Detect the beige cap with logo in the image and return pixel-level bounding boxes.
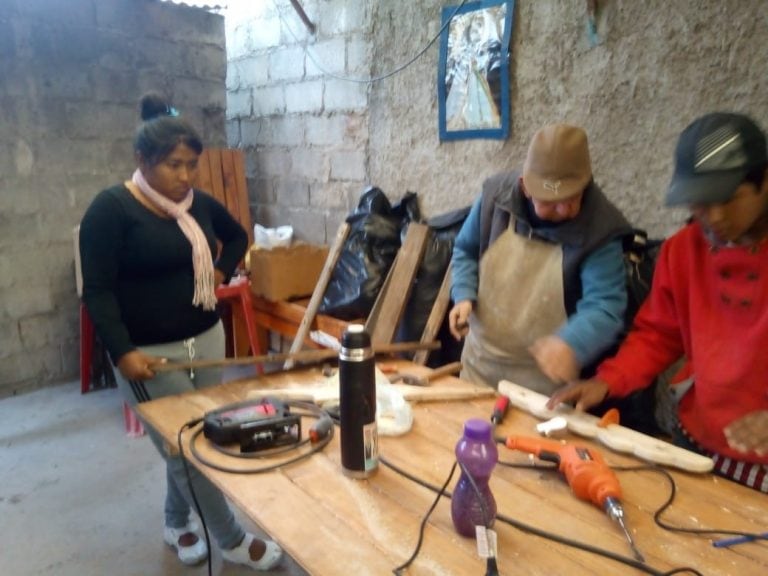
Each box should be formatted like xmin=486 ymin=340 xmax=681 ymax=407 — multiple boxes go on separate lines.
xmin=522 ymin=124 xmax=592 ymax=202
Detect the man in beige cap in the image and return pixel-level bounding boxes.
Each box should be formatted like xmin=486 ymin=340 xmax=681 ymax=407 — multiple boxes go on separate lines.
xmin=449 ymin=123 xmax=633 ymax=395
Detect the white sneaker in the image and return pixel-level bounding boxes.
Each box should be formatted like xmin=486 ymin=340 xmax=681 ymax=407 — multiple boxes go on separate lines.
xmin=163 ymin=521 xmax=208 ymax=565
xmin=222 ymin=532 xmax=283 ymax=571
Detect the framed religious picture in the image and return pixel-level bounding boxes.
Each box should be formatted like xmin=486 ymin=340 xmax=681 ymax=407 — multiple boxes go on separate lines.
xmin=438 ymin=0 xmax=514 ymax=141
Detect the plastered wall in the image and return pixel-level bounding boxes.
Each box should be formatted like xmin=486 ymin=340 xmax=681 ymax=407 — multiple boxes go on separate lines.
xmin=0 ymin=0 xmax=227 ymax=396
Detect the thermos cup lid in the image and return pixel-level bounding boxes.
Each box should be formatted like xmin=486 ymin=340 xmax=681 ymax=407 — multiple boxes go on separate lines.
xmin=341 ymin=323 xmax=371 ymax=349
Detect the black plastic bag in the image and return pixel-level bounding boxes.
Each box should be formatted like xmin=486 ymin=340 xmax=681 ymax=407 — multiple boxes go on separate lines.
xmin=319 ymin=187 xmax=419 ymax=319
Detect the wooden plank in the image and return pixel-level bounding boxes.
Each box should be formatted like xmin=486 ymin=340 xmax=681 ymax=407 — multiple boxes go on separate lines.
xmin=194 ymin=149 xmax=252 ymax=244
xmin=231 ymin=149 xmax=253 ymax=245
xmin=208 ymin=149 xmax=226 ymax=208
xmin=194 ymin=149 xmax=214 ymax=196
xmin=362 ymin=252 xmax=394 ymax=335
xmin=366 ymin=222 xmax=430 ymax=346
xmin=220 ymin=149 xmax=241 ymax=218
xmin=284 ymin=222 xmax=351 ymax=369
xmin=413 ymin=262 xmax=453 ymax=365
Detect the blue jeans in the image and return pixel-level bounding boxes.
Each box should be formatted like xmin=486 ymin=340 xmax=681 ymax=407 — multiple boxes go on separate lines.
xmin=115 ymin=321 xmax=245 ymax=549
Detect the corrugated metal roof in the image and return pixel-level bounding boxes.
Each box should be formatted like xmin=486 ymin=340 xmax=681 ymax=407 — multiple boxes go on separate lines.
xmin=157 ymin=0 xmax=227 ymax=13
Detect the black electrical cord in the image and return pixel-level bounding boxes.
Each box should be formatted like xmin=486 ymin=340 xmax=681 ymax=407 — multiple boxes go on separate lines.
xmin=273 ymin=0 xmax=471 ymax=84
xmin=615 ymin=464 xmax=767 ymax=542
xmin=176 ymin=401 xmax=334 ymax=576
xmin=392 ymin=460 xmax=458 ymax=575
xmin=391 ymin=459 xmax=499 ymax=576
xmin=381 ymin=454 xmax=713 ymax=576
xmin=177 ymin=417 xmax=214 ymax=576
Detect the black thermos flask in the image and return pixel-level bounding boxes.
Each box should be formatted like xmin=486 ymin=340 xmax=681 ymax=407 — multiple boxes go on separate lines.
xmin=339 ymin=324 xmax=378 ymax=478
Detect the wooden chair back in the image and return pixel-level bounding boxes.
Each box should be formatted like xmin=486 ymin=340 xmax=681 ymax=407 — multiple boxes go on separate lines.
xmin=193 ymin=148 xmax=253 ymax=245
xmin=192 ymin=148 xmax=256 ymax=358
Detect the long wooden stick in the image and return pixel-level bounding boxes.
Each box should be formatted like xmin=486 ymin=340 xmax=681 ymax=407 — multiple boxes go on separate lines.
xmin=284 ymin=221 xmax=350 ymax=370
xmin=151 ymin=340 xmax=440 ymax=373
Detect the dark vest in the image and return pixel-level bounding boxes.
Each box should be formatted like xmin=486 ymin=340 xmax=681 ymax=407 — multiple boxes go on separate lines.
xmin=478 ymin=170 xmax=632 ymax=314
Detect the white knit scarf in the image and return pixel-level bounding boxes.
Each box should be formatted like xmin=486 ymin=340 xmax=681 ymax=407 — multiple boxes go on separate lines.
xmin=132 ymin=169 xmax=218 ymax=311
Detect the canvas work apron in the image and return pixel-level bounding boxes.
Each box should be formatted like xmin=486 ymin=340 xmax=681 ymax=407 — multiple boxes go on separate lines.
xmin=461 ymin=225 xmax=567 ymax=394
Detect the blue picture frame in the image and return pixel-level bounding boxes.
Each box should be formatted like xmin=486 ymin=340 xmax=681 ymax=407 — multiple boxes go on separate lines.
xmin=438 ymin=0 xmax=514 ymax=141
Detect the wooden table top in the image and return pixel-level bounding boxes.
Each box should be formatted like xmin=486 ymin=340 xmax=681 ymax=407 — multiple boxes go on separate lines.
xmin=137 ymin=361 xmax=768 ymax=576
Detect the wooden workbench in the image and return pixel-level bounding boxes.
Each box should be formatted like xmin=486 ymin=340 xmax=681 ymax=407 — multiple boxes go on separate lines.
xmin=136 ymin=361 xmax=768 ymax=576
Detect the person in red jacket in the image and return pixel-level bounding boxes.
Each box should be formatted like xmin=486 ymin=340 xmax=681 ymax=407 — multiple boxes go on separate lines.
xmin=548 ymin=112 xmax=768 ymax=493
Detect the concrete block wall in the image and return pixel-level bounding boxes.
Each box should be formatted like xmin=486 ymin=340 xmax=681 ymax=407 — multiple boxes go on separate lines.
xmin=0 ymin=0 xmax=227 ymax=396
xmin=226 ymin=0 xmax=373 ymax=244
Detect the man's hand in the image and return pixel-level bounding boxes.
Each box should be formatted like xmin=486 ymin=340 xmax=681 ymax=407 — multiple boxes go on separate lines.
xmin=529 ymin=335 xmax=580 ymax=385
xmin=117 ymin=350 xmax=166 ymax=381
xmin=546 ymin=378 xmax=610 ymax=412
xmin=448 ymin=300 xmax=473 ymax=340
xmin=724 ymin=411 xmax=768 ymax=456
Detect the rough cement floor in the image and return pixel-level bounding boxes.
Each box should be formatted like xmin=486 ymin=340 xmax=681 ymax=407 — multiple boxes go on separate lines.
xmin=0 ymin=379 xmax=309 ymax=576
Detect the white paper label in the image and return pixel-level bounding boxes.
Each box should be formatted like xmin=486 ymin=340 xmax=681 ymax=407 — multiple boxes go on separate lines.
xmin=475 ymin=526 xmax=497 ymax=559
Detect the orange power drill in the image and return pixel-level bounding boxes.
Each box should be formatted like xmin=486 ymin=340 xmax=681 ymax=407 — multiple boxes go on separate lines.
xmin=506 ymin=435 xmax=644 ymax=562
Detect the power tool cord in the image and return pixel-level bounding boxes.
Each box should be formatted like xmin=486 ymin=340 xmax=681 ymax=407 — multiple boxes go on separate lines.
xmin=391 ymin=460 xmax=458 ymax=575
xmin=177 ymin=417 xmax=214 ymax=576
xmin=385 ymin=456 xmax=501 ymax=576
xmin=175 ymin=402 xmax=334 ymax=576
xmin=615 ymin=464 xmax=765 ymax=541
xmin=382 ymin=454 xmax=708 ymax=576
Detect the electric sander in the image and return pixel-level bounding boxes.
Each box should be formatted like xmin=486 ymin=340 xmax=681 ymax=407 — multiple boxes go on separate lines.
xmin=203 ymin=397 xmax=301 ymax=452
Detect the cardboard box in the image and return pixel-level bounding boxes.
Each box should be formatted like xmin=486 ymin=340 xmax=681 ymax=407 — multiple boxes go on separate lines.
xmin=248 ymin=242 xmax=329 ymax=301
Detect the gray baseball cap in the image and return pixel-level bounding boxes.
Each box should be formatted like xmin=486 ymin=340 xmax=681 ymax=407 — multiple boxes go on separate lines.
xmin=666 ymin=112 xmax=767 ymax=206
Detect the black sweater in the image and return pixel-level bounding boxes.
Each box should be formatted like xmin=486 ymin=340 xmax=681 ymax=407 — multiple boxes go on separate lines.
xmin=80 ymin=184 xmax=248 ymax=363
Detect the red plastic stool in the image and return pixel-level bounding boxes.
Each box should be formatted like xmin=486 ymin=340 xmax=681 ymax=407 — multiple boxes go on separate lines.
xmin=80 ymin=303 xmax=145 ymax=437
xmin=215 ymin=278 xmax=264 ymax=374
xmin=80 ymin=303 xmax=94 ymax=394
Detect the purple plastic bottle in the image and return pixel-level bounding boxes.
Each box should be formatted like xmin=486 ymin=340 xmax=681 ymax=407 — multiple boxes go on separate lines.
xmin=450 ymin=418 xmax=498 ymax=537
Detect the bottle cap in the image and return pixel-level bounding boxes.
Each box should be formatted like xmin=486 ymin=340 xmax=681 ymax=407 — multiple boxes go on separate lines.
xmin=463 ymin=418 xmax=492 ymax=441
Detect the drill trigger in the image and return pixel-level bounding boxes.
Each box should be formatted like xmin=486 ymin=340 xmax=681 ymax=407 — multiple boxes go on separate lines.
xmin=537 ymin=449 xmax=561 ymax=465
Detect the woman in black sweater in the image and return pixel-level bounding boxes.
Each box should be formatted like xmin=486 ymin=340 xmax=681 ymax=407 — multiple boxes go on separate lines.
xmin=80 ymin=93 xmax=282 ymax=571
